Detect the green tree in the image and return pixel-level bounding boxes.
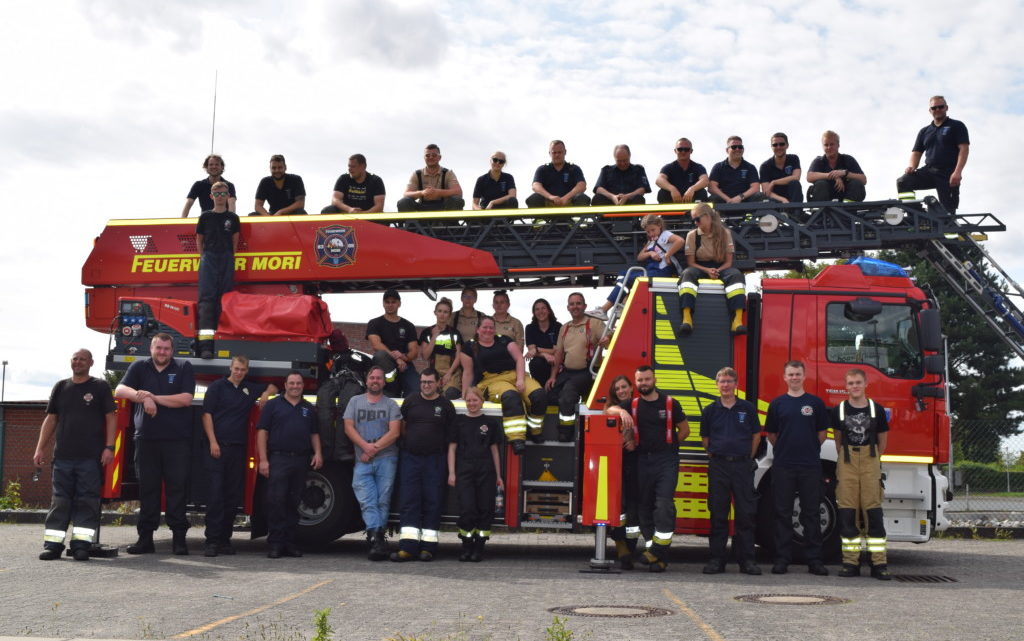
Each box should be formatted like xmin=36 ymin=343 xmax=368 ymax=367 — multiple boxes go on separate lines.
xmin=878 ymin=247 xmax=1024 ymax=462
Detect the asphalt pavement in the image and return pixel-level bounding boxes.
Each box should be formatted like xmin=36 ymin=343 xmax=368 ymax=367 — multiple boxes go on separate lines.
xmin=1 ymin=524 xmax=1022 ymax=641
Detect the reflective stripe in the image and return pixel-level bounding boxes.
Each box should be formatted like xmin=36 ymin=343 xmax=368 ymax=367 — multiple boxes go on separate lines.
xmin=198 ymin=329 xmax=216 ymax=338
xmin=558 ymin=412 xmax=576 ymax=423
xmin=399 ymin=526 xmax=420 ymax=541
xmin=652 ymin=531 xmax=673 ymax=545
xmin=724 ymin=284 xmax=745 ymax=298
xmin=458 ymin=528 xmax=475 ymax=538
xmin=866 ymin=537 xmax=886 ymax=552
xmin=420 ymin=529 xmax=439 ymax=543
xmin=71 ymin=527 xmax=96 ymax=542
xmin=384 ymin=369 xmax=397 ymax=383
xmin=677 ymin=280 xmax=698 ymax=296
xmin=897 ymin=191 xmax=916 ymax=201
xmin=625 ymin=526 xmax=640 ymax=539
xmin=526 ymin=414 xmax=544 ymax=429
xmin=43 ymin=529 xmax=66 ymax=543
xmin=478 ymin=530 xmax=491 ymax=538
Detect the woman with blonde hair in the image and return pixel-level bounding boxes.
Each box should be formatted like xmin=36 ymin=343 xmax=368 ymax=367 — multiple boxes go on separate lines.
xmin=678 ymin=203 xmax=747 ymax=335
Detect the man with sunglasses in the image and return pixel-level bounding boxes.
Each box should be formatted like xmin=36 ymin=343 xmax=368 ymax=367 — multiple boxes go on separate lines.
xmin=655 ymin=138 xmax=709 ymax=204
xmin=526 ymin=140 xmax=590 ymax=207
xmin=759 ymin=133 xmax=803 ymax=204
xmin=195 ymin=182 xmax=241 ymax=359
xmin=398 ymin=144 xmax=465 ymax=212
xmin=592 ymin=144 xmax=651 ymax=206
xmin=709 ymin=136 xmax=763 ymax=204
xmin=807 ymin=131 xmax=867 ymax=202
xmin=897 ymin=96 xmax=970 ymax=213
xmin=472 ymin=152 xmax=518 ymax=209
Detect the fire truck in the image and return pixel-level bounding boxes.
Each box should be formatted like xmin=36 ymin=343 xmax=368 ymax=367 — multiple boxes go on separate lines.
xmin=82 ymin=197 xmax=1022 ymax=564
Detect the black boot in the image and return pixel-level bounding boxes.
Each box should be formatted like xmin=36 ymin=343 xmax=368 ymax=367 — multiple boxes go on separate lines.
xmin=459 ymin=535 xmax=474 ymax=562
xmin=365 ymin=529 xmax=377 ymax=560
xmin=172 ymin=531 xmax=189 ymax=555
xmin=369 ymin=529 xmax=389 ymax=561
xmin=469 ymin=536 xmax=486 ymax=562
xmin=127 ymin=530 xmax=155 ymax=555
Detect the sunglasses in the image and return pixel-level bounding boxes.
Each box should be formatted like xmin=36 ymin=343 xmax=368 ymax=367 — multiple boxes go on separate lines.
xmin=771 ymin=142 xmax=788 ymax=147
xmin=675 ymin=146 xmax=692 ymax=153
xmin=491 ymin=157 xmax=506 ymax=164
xmin=930 ymin=105 xmax=948 ymax=111
xmin=693 ymin=214 xmax=706 ymax=223
xmin=211 ymin=191 xmax=229 ymax=197
xmin=729 ymin=145 xmax=744 ymax=150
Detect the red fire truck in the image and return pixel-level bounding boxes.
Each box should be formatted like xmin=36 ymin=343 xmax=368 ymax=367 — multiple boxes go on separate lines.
xmin=82 ymin=199 xmax=1016 ymax=563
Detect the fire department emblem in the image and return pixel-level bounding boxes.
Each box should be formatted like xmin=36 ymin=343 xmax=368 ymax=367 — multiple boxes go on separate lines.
xmin=801 ymin=405 xmax=813 ymax=416
xmin=315 ymin=225 xmax=357 ymax=268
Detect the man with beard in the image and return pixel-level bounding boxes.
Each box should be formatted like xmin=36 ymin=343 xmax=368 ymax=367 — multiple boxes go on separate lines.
xmin=182 ymin=153 xmax=236 ymax=216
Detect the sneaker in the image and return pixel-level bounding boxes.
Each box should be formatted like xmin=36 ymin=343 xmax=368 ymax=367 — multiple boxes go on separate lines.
xmin=390 ymin=550 xmax=416 ymax=562
xmin=771 ymin=562 xmax=788 ymax=575
xmin=870 ymin=564 xmax=892 ymax=581
xmin=204 ymin=543 xmax=219 ymax=557
xmin=38 ymin=548 xmax=62 ymax=561
xmin=418 ymin=550 xmax=434 ymax=562
xmin=808 ymin=562 xmax=829 ymax=576
xmin=702 ymin=560 xmax=725 ymax=575
xmin=740 ymin=563 xmax=762 ymax=576
xmin=838 ymin=563 xmax=859 ymax=577
xmin=72 ymin=548 xmax=91 ymax=562
xmin=584 ymin=308 xmax=609 ymax=322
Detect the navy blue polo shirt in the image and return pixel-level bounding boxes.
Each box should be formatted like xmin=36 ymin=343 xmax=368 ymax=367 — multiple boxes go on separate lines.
xmin=121 ymin=358 xmax=196 ymax=441
xmin=758 ymin=155 xmax=801 ymax=183
xmin=594 ymin=164 xmax=651 ymax=195
xmin=764 ymin=393 xmax=828 ymax=466
xmin=808 ymin=153 xmax=863 ymax=176
xmin=257 ymin=395 xmax=318 ymax=453
xmin=472 ymin=172 xmax=516 ymax=208
xmin=700 ymin=398 xmax=760 ymax=458
xmin=203 ymin=377 xmax=269 ymax=445
xmin=532 ymin=162 xmax=586 ymax=197
xmin=709 ymin=159 xmax=759 ymax=197
xmin=913 ymin=118 xmax=969 ymax=173
xmin=659 ymin=160 xmax=708 ymax=193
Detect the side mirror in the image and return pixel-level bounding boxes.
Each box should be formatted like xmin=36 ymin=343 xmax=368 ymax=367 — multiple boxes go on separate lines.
xmin=919 ymin=308 xmax=942 ymax=352
xmin=924 ymin=354 xmax=944 ymax=375
xmin=845 ymin=297 xmax=882 ymax=322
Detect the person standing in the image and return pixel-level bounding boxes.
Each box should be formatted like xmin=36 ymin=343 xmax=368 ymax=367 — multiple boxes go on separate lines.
xmin=627 ymin=366 xmax=688 ymax=572
xmin=33 ymin=349 xmax=116 ymax=561
xmin=343 ymin=366 xmax=403 ymax=560
xmin=765 ymin=360 xmax=829 ymax=576
xmin=256 ymin=371 xmax=322 ymax=558
xmin=603 ymin=375 xmax=640 ymax=569
xmin=897 ymin=95 xmax=970 ymax=213
xmin=447 ymin=386 xmax=504 ymax=562
xmin=392 ymin=369 xmax=457 ymax=562
xmin=833 ymin=368 xmax=892 ymax=580
xmin=202 ymin=356 xmax=276 ymax=556
xmin=195 ymin=181 xmax=241 ymax=359
xmin=115 ymin=333 xmax=196 ymax=555
xmin=700 ymin=367 xmax=761 ymax=575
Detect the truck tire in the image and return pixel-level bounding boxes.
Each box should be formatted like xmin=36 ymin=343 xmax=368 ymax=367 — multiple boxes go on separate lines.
xmin=316 ymin=378 xmax=360 ymax=461
xmin=295 ymin=463 xmax=362 ymax=547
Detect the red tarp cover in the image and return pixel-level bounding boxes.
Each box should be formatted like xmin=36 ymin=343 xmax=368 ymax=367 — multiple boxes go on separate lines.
xmin=217 ymin=292 xmax=333 ymax=341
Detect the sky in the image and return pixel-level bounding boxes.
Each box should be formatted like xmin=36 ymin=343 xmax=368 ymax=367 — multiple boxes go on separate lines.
xmin=1 ymin=0 xmax=1023 ymax=401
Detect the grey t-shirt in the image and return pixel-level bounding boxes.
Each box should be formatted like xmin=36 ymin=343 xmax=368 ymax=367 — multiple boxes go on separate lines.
xmin=343 ymin=393 xmax=402 ymax=458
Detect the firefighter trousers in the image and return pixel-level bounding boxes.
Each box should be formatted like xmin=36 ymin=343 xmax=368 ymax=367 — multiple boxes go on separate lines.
xmin=609 ymin=451 xmax=640 ymax=549
xmin=837 ymin=447 xmax=886 ymax=565
xmin=678 ymin=265 xmax=746 ymax=313
xmin=203 ymin=443 xmax=245 ymax=545
xmin=550 ymin=368 xmax=593 ymax=433
xmin=707 ymin=456 xmax=757 ymax=565
xmin=197 ymin=250 xmax=235 ymax=332
xmin=456 ymin=460 xmax=497 ymax=538
xmin=637 ymin=449 xmax=677 ymax=561
xmin=397 ymin=451 xmax=446 ymax=554
xmin=478 ymin=370 xmax=547 ymax=441
xmin=42 ymin=458 xmax=103 ymax=551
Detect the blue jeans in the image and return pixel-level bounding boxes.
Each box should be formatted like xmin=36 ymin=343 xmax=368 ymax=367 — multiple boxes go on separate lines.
xmin=606 ymin=263 xmax=676 ymax=304
xmin=352 ymin=455 xmax=398 ymax=530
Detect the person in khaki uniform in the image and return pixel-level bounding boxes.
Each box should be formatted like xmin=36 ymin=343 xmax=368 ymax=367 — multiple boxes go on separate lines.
xmin=546 ymin=292 xmax=607 ymax=442
xmin=677 ymin=203 xmax=747 ymax=336
xmin=418 ymin=297 xmax=463 ymax=400
xmin=491 ymin=290 xmax=525 ymax=352
xmin=397 ymin=144 xmax=464 ymax=211
xmin=831 ymin=368 xmax=891 ymax=580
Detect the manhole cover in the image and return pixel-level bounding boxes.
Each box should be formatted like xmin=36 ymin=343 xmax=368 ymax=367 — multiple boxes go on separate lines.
xmin=548 ymin=605 xmax=674 ymax=618
xmin=735 ymin=594 xmax=850 ymax=606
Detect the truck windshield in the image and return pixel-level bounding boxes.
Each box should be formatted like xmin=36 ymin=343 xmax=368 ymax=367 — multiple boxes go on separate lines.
xmin=826 ymin=303 xmax=923 ymax=379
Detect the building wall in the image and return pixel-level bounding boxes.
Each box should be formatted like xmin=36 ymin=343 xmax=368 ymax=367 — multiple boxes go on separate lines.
xmin=0 ymin=402 xmax=51 ymax=506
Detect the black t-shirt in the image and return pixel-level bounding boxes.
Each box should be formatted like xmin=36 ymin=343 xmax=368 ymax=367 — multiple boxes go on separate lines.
xmin=195 ymin=210 xmax=241 ymax=254
xmin=525 ymin=320 xmax=561 ymax=381
xmin=659 ymin=160 xmax=708 ymax=193
xmin=418 ymin=326 xmax=462 ymax=366
xmin=594 ymin=164 xmax=651 ymax=195
xmin=256 ymin=396 xmax=318 ymax=453
xmin=758 ymin=155 xmax=801 ymax=184
xmin=449 ymin=413 xmax=502 ymax=464
xmin=400 ymin=394 xmax=456 ymax=455
xmin=532 ymin=163 xmax=586 ymax=197
xmin=333 ymin=173 xmax=386 ymax=211
xmin=255 ymin=174 xmax=306 ymax=214
xmin=700 ymin=398 xmax=760 ymax=458
xmin=120 ymin=358 xmax=196 ymax=441
xmin=202 ymin=377 xmax=269 ymax=445
xmin=473 ymin=172 xmax=516 ymax=208
xmin=709 ymin=159 xmax=760 ymax=197
xmin=913 ymin=118 xmax=970 ymax=173
xmin=466 ymin=336 xmax=516 ymax=375
xmin=46 ymin=377 xmax=116 ymax=460
xmin=808 ymin=154 xmax=863 ymax=176
xmin=830 ymin=400 xmax=890 ymax=447
xmin=366 ymin=315 xmax=417 ymax=353
xmin=619 ymin=392 xmax=686 ymax=454
xmin=764 ymin=393 xmax=829 ymax=466
xmin=188 ymin=179 xmax=237 ymax=212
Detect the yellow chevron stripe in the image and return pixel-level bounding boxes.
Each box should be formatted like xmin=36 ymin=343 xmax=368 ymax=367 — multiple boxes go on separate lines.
xmin=654 ymin=319 xmax=677 ymax=340
xmin=654 ymin=344 xmax=684 ymax=365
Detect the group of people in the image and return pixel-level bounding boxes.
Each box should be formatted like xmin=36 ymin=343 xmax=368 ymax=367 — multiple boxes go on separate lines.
xmin=180 ymin=96 xmax=969 ymax=224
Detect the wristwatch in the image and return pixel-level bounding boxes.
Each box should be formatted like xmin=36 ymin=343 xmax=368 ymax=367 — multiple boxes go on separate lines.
xmin=105 ymin=445 xmax=115 ymax=451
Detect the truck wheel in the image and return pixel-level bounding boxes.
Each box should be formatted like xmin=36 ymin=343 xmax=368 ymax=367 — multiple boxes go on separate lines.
xmin=295 ymin=463 xmax=361 ymax=547
xmin=316 ymin=379 xmax=361 ymax=461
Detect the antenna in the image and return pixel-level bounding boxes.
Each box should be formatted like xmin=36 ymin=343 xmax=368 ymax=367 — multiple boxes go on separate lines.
xmin=210 ymin=70 xmax=218 ymax=153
